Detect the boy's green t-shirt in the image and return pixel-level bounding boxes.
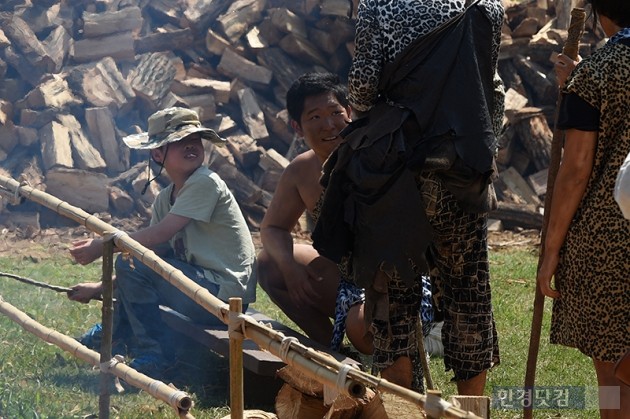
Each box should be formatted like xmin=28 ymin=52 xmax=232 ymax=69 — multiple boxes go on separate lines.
xmin=151 ymin=166 xmax=257 ymax=304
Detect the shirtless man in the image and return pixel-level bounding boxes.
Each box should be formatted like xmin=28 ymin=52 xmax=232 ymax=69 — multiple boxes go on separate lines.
xmin=257 ymin=72 xmax=372 ymax=354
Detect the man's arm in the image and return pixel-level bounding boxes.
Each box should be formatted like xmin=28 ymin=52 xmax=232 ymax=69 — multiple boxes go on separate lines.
xmin=260 ymin=163 xmax=322 ymax=305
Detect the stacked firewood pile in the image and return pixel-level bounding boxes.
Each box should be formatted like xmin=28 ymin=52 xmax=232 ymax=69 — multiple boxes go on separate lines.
xmin=0 ymin=0 xmax=600 ymax=233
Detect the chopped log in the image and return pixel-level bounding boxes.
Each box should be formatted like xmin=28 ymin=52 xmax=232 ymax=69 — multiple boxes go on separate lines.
xmin=268 ymin=8 xmax=308 ymax=38
xmin=378 ymin=392 xmax=425 ymax=418
xmin=245 ymin=27 xmax=269 ymax=51
xmin=527 ymin=168 xmax=548 ymax=197
xmin=511 ymin=17 xmax=539 ymax=38
xmin=255 ymin=47 xmax=312 ymax=101
xmin=67 ymin=57 xmax=136 ymax=110
xmin=108 ymin=185 xmax=135 ymax=216
xmin=238 ymin=87 xmax=269 ymax=141
xmin=504 ymin=88 xmax=529 ymax=122
xmin=448 ymin=395 xmax=490 ymax=419
xmin=513 ymin=108 xmax=552 ymax=171
xmin=490 ymin=201 xmax=543 ymax=230
xmin=181 ymin=0 xmax=231 ymax=35
xmin=45 ymin=167 xmax=110 ymax=213
xmin=499 ymin=166 xmax=542 ymax=207
xmin=42 ymin=26 xmax=72 ymax=73
xmin=217 ymin=48 xmax=273 ymax=86
xmin=226 ymin=131 xmax=261 ymax=170
xmin=320 ymin=0 xmax=352 ymax=18
xmin=205 ymin=28 xmax=234 ymax=56
xmin=84 ymin=107 xmax=129 ymax=173
xmin=217 ymin=0 xmax=267 ymax=43
xmin=19 ymin=74 xmax=81 ymax=110
xmin=135 ymin=28 xmax=195 ymax=55
xmin=39 ymin=120 xmax=74 ymax=170
xmin=81 ymin=7 xmax=143 ymax=38
xmin=257 ymin=147 xmax=289 ymax=193
xmin=56 ymin=113 xmax=107 ymax=171
xmin=1 ymin=15 xmax=56 ymax=73
xmin=0 ymin=99 xmax=13 ymax=126
xmin=279 ymin=34 xmax=328 ymax=67
xmin=275 ymin=384 xmax=330 ymax=419
xmin=178 ymin=93 xmax=217 ymax=122
xmin=16 ymin=125 xmax=38 ymax=147
xmin=0 ymin=121 xmax=18 ymax=157
xmin=171 ymin=78 xmax=231 ymax=104
xmin=19 ymin=107 xmax=59 ymax=129
xmin=128 ymin=52 xmax=177 ymax=109
xmin=72 ymin=31 xmax=135 ymax=64
xmin=512 ymin=55 xmax=556 ymax=105
xmin=209 ymin=145 xmax=264 ymax=206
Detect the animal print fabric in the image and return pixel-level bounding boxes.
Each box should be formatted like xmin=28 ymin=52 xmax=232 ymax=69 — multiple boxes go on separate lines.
xmin=551 ymin=40 xmax=630 ymax=362
xmin=348 ymin=0 xmax=505 ymax=135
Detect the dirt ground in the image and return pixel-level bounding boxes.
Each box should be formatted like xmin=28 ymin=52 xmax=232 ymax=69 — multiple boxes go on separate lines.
xmin=0 ymin=215 xmax=541 ymax=261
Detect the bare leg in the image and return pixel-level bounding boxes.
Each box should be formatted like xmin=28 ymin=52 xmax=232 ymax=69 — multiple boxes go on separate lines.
xmin=457 ymin=370 xmax=487 ymax=396
xmin=594 ymin=359 xmax=630 ymax=419
xmin=345 ymin=303 xmax=373 ymax=355
xmin=381 ymin=356 xmax=412 ymax=388
xmin=257 ymin=244 xmax=338 ymax=346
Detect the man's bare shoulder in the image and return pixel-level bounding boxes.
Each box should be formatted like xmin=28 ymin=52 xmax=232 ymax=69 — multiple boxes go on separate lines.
xmin=285 ymin=149 xmax=320 ymax=176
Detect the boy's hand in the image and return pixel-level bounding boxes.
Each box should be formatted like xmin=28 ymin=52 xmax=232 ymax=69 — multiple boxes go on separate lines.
xmin=67 ymin=282 xmax=103 ymax=303
xmin=69 ymin=238 xmax=102 ymax=265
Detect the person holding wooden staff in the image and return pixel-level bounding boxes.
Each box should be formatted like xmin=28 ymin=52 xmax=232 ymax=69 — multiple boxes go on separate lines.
xmin=312 ymin=0 xmax=505 ymax=394
xmin=67 ymin=107 xmax=258 ymax=378
xmin=537 ymin=0 xmax=630 ymax=416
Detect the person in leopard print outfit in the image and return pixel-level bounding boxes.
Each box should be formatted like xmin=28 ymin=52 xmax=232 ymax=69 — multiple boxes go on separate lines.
xmin=537 ymin=0 xmax=630 ymax=416
xmin=326 ymin=0 xmax=505 ymax=394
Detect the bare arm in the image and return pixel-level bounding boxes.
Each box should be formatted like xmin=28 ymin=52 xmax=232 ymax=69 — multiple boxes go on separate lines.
xmin=69 ymin=213 xmax=190 ymax=265
xmin=537 ymin=128 xmax=597 ymax=298
xmin=260 ymin=163 xmax=322 ymax=305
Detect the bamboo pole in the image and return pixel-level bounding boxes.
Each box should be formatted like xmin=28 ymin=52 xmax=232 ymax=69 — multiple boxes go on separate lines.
xmin=523 ymin=8 xmax=586 ymax=419
xmin=0 ymin=295 xmax=194 ymax=418
xmin=99 ymin=239 xmax=115 ymax=418
xmin=0 ymin=173 xmax=480 ymax=418
xmin=229 ymin=298 xmax=244 ymax=419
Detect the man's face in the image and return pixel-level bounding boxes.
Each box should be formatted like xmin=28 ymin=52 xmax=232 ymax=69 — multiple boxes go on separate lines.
xmin=292 ymin=91 xmax=351 ymax=161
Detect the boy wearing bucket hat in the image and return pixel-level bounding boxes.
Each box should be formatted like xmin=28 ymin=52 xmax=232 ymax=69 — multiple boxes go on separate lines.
xmin=67 ymin=107 xmax=257 ymax=377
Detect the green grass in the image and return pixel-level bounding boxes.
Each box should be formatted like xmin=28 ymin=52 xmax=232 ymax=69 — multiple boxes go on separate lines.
xmin=0 ymin=245 xmax=599 ymax=418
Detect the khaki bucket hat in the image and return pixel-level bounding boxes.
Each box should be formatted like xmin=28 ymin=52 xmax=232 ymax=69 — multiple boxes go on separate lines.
xmin=122 ymin=107 xmax=226 ymax=150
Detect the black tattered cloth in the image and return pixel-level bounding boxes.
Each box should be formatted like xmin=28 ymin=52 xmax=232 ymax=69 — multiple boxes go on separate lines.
xmin=312 ymin=2 xmax=499 ymax=290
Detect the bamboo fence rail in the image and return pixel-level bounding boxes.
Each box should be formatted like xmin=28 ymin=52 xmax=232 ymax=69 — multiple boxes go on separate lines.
xmin=0 ymin=173 xmax=481 ymax=419
xmin=0 ymin=295 xmax=194 ymax=418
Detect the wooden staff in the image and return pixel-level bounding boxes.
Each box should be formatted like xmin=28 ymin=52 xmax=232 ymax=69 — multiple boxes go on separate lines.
xmin=523 ymin=8 xmax=586 ymax=419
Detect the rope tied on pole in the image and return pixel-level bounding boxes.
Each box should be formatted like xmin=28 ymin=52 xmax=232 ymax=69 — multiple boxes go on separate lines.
xmin=100 ymin=354 xmax=125 ymax=373
xmin=228 ymin=310 xmax=246 ymax=341
xmin=278 ymin=335 xmax=299 ymax=361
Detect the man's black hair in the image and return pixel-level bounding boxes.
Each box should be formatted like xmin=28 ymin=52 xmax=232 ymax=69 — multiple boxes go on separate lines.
xmin=286 ymin=72 xmax=349 ymax=125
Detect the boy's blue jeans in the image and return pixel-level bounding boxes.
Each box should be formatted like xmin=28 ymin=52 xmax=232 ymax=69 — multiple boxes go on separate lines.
xmin=114 ymin=254 xmax=227 ymax=359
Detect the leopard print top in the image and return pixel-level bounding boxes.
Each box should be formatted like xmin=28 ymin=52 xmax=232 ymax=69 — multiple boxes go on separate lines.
xmin=348 ymin=0 xmax=505 ymax=135
xmin=550 ymin=39 xmax=630 ymax=362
